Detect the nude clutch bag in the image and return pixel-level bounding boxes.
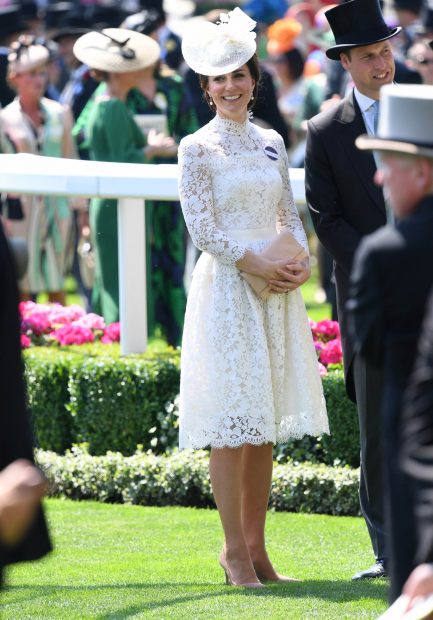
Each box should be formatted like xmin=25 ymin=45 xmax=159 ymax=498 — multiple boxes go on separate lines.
xmin=377 ymin=593 xmax=433 ymax=620
xmin=240 ymin=230 xmax=308 ymax=300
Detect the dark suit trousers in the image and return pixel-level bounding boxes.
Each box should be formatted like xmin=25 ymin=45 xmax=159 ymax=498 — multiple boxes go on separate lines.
xmin=353 ymin=353 xmax=387 ymax=561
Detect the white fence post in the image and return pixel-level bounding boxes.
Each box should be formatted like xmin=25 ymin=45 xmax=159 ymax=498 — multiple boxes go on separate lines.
xmin=117 ymin=198 xmax=147 ymax=355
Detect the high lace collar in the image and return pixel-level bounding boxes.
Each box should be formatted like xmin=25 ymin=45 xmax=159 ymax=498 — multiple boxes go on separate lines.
xmin=212 ymin=114 xmax=250 ymax=136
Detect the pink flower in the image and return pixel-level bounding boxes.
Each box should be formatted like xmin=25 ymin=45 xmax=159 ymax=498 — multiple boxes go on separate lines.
xmin=318 ymin=362 xmax=328 ymax=377
xmin=311 ymin=319 xmax=340 ymax=342
xmin=19 ymin=300 xmax=38 ymax=316
xmin=20 ymin=334 xmax=32 ymax=349
xmin=101 ymin=322 xmax=120 ymax=343
xmin=48 ymin=304 xmax=85 ymax=326
xmin=319 ymin=339 xmax=343 ymax=365
xmin=51 ymin=324 xmax=95 ymax=346
xmin=73 ymin=313 xmax=105 ymax=331
xmin=21 ymin=313 xmax=52 ymax=336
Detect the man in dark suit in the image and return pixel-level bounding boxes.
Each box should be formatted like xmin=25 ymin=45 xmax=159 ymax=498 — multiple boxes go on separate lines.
xmin=348 ymin=83 xmax=433 ymax=601
xmin=305 ymin=0 xmax=401 ymax=580
xmin=397 ymin=287 xmax=433 ymax=613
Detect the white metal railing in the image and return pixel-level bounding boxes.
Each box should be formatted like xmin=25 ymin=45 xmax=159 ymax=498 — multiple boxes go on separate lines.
xmin=0 ymin=153 xmax=306 ymax=354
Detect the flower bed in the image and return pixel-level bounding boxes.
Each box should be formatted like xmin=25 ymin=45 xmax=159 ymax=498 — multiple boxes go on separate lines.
xmin=19 ymin=301 xmax=120 ymax=348
xmin=20 ymin=303 xmax=343 ymax=374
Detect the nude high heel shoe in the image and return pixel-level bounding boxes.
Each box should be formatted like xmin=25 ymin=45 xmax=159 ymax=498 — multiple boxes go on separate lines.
xmin=219 ymin=553 xmax=265 ymax=589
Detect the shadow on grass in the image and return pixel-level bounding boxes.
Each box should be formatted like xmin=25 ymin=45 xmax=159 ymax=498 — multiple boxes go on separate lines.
xmin=3 ymin=578 xmax=388 ymax=618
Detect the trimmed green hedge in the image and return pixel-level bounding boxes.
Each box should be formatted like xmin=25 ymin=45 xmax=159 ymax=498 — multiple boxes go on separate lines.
xmin=25 ymin=346 xmax=360 ymax=466
xmin=36 ymin=447 xmax=360 ymax=516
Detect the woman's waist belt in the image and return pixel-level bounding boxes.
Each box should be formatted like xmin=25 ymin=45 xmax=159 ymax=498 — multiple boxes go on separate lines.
xmin=224 ymin=227 xmax=276 ymax=242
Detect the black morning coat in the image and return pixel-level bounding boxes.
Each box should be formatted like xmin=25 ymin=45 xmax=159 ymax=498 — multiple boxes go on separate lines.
xmin=305 ymin=91 xmax=387 ymax=400
xmin=348 ymin=194 xmax=433 ymax=598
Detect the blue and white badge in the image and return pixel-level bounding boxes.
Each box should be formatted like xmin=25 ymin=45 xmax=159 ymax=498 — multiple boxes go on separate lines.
xmin=264 ymin=145 xmax=278 ymax=161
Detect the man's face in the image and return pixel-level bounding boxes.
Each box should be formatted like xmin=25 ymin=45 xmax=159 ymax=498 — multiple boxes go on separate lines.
xmin=340 ymin=40 xmax=395 ymax=99
xmin=374 ymin=153 xmax=426 ymax=218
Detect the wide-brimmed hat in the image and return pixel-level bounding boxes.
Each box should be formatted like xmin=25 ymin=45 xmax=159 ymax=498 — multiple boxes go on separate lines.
xmin=73 ymin=28 xmax=161 ymax=74
xmin=8 ymin=35 xmax=50 ymax=73
xmin=325 ymin=0 xmax=401 ymax=60
xmin=181 ymin=7 xmax=257 ymax=76
xmin=356 ymin=84 xmax=433 ymax=159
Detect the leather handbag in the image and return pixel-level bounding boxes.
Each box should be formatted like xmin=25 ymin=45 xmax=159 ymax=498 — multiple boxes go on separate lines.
xmin=240 ymin=230 xmax=308 ymax=300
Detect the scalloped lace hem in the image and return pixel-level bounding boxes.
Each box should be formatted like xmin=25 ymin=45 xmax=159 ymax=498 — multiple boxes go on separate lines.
xmin=180 ymin=423 xmax=329 ymax=451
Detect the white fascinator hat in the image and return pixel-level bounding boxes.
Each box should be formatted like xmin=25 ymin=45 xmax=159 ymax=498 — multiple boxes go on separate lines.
xmin=181 ymin=7 xmax=257 ymax=76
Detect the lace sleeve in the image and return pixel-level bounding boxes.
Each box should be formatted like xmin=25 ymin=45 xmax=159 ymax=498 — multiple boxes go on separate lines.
xmin=178 ymin=136 xmax=247 ymax=266
xmin=275 ymin=138 xmax=309 ymax=254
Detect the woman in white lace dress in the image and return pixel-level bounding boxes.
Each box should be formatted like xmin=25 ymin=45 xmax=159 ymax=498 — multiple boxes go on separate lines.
xmin=178 ymin=8 xmax=329 ymax=588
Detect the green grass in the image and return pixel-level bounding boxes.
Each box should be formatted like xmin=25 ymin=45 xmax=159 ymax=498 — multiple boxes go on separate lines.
xmin=301 ymin=260 xmax=331 ymax=323
xmin=1 ymin=500 xmax=388 ymax=619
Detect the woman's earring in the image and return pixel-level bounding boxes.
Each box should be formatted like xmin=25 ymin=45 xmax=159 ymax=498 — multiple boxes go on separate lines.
xmin=250 ymin=91 xmax=254 ymax=101
xmin=209 ymin=96 xmax=214 ymax=106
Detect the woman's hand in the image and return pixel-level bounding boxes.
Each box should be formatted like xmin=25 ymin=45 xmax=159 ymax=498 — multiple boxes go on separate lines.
xmin=268 ymin=259 xmax=311 ymax=293
xmin=236 ymin=252 xmax=310 ymax=294
xmin=144 ymin=129 xmax=178 ymax=160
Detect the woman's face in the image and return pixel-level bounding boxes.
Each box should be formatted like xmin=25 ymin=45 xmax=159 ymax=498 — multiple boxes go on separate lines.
xmin=13 ymin=65 xmax=48 ymax=99
xmin=206 ymin=64 xmax=255 ymax=123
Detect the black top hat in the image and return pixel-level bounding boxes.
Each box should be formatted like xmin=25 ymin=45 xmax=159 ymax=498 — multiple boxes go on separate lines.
xmin=393 ymin=0 xmax=423 ymax=13
xmin=0 ymin=5 xmax=28 ymax=41
xmin=415 ymin=8 xmax=433 ymax=35
xmin=84 ymin=5 xmax=127 ymax=29
xmin=51 ymin=11 xmax=91 ymax=42
xmin=44 ymin=2 xmax=76 ymax=30
xmin=20 ymin=0 xmax=39 ymax=21
xmin=325 ymin=0 xmax=402 ymax=60
xmin=120 ymin=9 xmax=165 ymax=36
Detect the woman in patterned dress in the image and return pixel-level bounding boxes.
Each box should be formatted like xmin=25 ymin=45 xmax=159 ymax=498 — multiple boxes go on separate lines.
xmin=0 ymin=36 xmax=76 ymax=304
xmin=178 ymin=8 xmax=329 ymax=588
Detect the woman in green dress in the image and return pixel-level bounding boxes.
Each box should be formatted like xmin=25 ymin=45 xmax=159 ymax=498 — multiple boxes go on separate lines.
xmin=73 ymin=28 xmax=176 ymax=330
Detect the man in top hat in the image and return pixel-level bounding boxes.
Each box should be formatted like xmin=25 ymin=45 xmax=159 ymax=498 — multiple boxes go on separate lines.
xmin=348 ymin=83 xmax=433 ymax=601
xmin=305 ymin=0 xmax=401 ymax=580
xmin=0 ymin=5 xmax=28 ymax=108
xmin=52 ymin=11 xmax=96 ymax=120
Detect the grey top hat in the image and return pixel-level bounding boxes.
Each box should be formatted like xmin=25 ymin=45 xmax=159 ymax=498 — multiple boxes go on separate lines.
xmin=356 ymin=84 xmax=433 ymax=159
xmin=325 ymin=0 xmax=401 ymax=60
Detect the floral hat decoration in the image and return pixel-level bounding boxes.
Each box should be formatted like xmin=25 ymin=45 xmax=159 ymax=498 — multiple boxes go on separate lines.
xmin=8 ymin=35 xmax=50 ymax=74
xmin=181 ymin=7 xmax=257 ymax=76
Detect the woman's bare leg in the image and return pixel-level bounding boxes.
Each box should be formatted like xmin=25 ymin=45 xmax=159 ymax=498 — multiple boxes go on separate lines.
xmin=241 ymin=443 xmax=298 ymax=581
xmin=209 ymin=446 xmax=261 ymax=585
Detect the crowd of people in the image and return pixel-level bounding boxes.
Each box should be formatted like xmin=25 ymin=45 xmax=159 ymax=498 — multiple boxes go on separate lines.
xmin=1 ymin=0 xmax=433 ymax=617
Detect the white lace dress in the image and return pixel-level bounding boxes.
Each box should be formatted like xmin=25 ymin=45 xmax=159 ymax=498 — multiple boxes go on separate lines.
xmin=177 ymin=115 xmax=328 ymax=449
